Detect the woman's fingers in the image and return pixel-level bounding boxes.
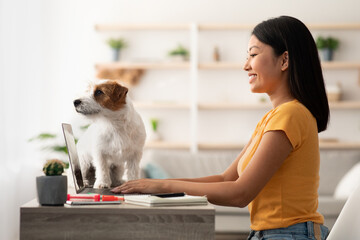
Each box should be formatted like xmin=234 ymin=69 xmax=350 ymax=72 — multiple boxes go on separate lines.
xmin=111 ymin=179 xmax=162 ymax=194
xmin=111 ymin=180 xmax=142 ymax=193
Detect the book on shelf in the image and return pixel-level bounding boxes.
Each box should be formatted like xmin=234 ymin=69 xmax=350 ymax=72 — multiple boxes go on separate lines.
xmin=124 ymin=194 xmax=208 ymax=207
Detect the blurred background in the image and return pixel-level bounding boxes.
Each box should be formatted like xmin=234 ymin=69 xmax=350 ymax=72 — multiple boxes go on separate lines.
xmin=1 ymin=0 xmax=360 ymax=239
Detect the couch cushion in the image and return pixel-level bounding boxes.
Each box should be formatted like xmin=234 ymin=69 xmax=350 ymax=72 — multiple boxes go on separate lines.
xmin=143 ymin=162 xmax=170 ymax=179
xmin=333 ymin=162 xmax=360 ymax=200
xmin=141 ymin=149 xmax=239 ymax=178
xmin=318 ymin=150 xmax=360 ymax=195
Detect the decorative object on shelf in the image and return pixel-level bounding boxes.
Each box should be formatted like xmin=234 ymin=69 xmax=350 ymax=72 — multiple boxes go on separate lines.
xmin=326 ymin=83 xmax=342 ymax=102
xmin=149 ymin=118 xmax=161 ymax=141
xmin=36 ymin=159 xmax=67 ymax=206
xmin=107 ymin=38 xmax=128 ymax=61
xmin=96 ymin=68 xmax=144 ymax=86
xmin=168 ymin=44 xmax=189 ymax=62
xmin=213 ymin=46 xmax=220 ymax=62
xmin=316 ymin=36 xmax=339 ymax=61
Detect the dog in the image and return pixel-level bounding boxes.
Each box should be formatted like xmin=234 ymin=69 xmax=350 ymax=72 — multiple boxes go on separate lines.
xmin=73 ymin=80 xmax=146 ymax=188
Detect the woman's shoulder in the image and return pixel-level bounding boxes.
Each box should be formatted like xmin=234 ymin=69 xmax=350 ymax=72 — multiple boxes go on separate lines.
xmin=274 ymin=100 xmax=313 ymax=120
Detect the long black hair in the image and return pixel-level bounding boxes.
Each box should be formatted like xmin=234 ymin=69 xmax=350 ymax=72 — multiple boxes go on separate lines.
xmin=252 ymin=16 xmax=329 ymax=133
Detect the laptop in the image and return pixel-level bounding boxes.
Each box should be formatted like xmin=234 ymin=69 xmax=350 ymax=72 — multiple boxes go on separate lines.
xmin=62 ymin=123 xmax=121 ymax=196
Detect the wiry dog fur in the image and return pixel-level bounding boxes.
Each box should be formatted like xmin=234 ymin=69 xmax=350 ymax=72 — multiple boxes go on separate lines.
xmin=74 ymin=80 xmax=146 ymax=188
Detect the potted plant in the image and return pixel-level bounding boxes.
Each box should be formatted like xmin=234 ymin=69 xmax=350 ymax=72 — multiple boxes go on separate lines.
xmin=36 ymin=159 xmax=67 ymax=206
xmin=316 ymin=36 xmax=339 ymax=61
xmin=168 ymin=44 xmax=189 ymax=61
xmin=149 ymin=118 xmax=161 ymax=141
xmin=107 ymin=38 xmax=128 ymax=61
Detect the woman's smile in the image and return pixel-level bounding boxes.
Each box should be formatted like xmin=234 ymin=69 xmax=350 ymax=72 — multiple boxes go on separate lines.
xmin=248 ymin=73 xmax=257 ymax=84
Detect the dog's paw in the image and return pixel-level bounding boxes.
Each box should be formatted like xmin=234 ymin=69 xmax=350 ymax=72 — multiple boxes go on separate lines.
xmin=93 ymin=181 xmax=110 ymax=189
xmin=83 ymin=179 xmax=91 ymax=187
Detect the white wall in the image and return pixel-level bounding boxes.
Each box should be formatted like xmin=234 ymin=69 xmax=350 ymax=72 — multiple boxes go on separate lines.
xmin=1 ymin=0 xmax=360 ymax=239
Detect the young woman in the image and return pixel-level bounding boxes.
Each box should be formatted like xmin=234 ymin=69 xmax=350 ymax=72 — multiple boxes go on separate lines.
xmin=112 ymin=16 xmax=330 ymax=240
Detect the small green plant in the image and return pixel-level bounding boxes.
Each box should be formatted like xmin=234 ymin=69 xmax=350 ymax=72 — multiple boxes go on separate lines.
xmin=316 ymin=36 xmax=339 ymax=50
xmin=150 ymin=118 xmax=159 ymax=132
xmin=168 ymin=44 xmax=189 ymax=58
xmin=43 ymin=159 xmax=65 ymax=176
xmin=29 ymin=132 xmax=68 ymax=155
xmin=107 ymin=38 xmax=128 ymax=50
xmin=29 ymin=125 xmax=89 ymax=169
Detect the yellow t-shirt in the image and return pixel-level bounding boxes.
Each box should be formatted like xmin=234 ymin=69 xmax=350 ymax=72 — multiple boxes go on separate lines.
xmin=237 ymin=100 xmax=324 ymax=231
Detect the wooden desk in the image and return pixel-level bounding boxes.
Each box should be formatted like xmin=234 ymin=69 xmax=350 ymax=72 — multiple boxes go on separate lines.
xmin=20 ymin=199 xmax=215 ymax=240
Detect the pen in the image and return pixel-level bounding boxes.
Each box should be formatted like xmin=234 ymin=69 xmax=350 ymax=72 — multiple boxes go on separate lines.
xmin=67 ymin=194 xmax=101 ymax=201
xmin=67 ymin=194 xmax=124 ymax=202
xmin=102 ymin=195 xmax=124 ymax=201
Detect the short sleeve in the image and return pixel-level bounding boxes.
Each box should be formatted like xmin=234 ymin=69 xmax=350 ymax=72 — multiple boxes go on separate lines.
xmin=264 ymin=104 xmax=308 ymax=149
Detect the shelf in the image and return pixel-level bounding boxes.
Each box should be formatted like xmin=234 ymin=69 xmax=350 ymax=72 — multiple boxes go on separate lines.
xmin=308 ymin=23 xmax=360 ymax=30
xmin=198 ymin=24 xmax=254 ymax=31
xmin=198 ymin=62 xmax=244 ymax=70
xmin=96 ymin=22 xmax=360 ymax=153
xmin=95 ymin=23 xmax=360 ymax=31
xmin=329 ymin=101 xmax=360 ymax=109
xmin=95 ymin=61 xmax=360 ymax=71
xmin=145 ymin=141 xmax=191 ymax=150
xmin=198 ymin=102 xmax=271 ymax=110
xmin=199 ymin=23 xmax=360 ymax=31
xmin=322 ymin=61 xmax=360 ymax=69
xmin=198 ymin=143 xmax=245 ymax=150
xmin=134 ymin=102 xmax=190 ymax=110
xmin=96 ymin=62 xmax=190 ymax=70
xmin=199 ymin=61 xmax=360 ymax=70
xmin=145 ymin=141 xmax=360 ymax=150
xmin=198 ymin=101 xmax=360 ymax=110
xmin=319 ymin=141 xmax=360 ymax=150
xmin=95 ymin=24 xmax=190 ymax=31
xmin=134 ymin=101 xmax=360 ymax=110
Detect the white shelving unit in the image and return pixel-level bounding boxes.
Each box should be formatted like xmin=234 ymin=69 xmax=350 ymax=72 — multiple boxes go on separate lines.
xmin=95 ymin=23 xmax=360 ymax=152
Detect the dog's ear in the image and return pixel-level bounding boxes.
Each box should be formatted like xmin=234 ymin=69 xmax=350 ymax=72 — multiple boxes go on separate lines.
xmin=112 ymin=83 xmax=128 ymax=103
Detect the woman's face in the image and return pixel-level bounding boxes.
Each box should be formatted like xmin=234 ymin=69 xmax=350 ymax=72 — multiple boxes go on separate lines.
xmin=243 ymin=35 xmax=287 ymax=95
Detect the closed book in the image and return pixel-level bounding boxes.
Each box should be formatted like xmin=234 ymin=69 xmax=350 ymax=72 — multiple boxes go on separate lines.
xmin=124 ymin=194 xmax=208 ymax=207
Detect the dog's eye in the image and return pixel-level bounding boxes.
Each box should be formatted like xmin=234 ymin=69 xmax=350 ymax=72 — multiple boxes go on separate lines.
xmin=94 ymin=89 xmax=104 ymax=96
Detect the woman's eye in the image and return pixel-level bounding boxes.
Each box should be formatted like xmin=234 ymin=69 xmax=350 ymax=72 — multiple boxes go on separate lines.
xmin=94 ymin=89 xmax=104 ymax=96
xmin=246 ymin=53 xmax=257 ymax=60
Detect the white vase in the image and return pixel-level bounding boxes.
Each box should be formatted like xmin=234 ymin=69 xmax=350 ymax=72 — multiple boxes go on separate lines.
xmin=149 ymin=131 xmax=161 ymax=141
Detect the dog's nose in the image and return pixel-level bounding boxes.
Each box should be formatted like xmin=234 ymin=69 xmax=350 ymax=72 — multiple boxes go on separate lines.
xmin=74 ymin=99 xmax=82 ymax=107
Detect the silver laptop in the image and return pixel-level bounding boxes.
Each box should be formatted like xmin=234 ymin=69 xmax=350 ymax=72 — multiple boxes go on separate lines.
xmin=62 ymin=123 xmax=121 ymax=196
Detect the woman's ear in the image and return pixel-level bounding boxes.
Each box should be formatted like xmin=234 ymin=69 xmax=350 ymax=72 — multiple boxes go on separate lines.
xmin=281 ymin=51 xmax=289 ymax=71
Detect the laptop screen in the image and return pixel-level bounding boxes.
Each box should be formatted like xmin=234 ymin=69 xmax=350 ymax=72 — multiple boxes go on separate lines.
xmin=62 ymin=123 xmax=85 ymax=193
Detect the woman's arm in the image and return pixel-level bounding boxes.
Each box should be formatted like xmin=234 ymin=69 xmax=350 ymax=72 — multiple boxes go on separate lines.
xmin=112 ymin=131 xmax=292 ymax=208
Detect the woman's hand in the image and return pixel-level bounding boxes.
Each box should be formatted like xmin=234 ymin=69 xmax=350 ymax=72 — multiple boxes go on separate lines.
xmin=111 ymin=179 xmax=167 ymax=194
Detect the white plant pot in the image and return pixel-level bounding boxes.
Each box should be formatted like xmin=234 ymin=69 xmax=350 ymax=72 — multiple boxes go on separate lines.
xmin=149 ymin=131 xmax=161 ymax=141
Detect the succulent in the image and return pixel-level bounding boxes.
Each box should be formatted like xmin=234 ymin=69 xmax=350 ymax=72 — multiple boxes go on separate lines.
xmin=316 ymin=36 xmax=339 ymax=50
xmin=107 ymin=38 xmax=127 ymax=50
xmin=43 ymin=159 xmax=65 ymax=176
xmin=150 ymin=118 xmax=159 ymax=132
xmin=168 ymin=44 xmax=189 ymax=57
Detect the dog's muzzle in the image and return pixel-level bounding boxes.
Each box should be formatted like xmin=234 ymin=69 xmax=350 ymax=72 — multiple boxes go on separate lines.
xmin=74 ymin=99 xmax=82 ymax=107
xmin=73 ymin=98 xmax=101 ymax=115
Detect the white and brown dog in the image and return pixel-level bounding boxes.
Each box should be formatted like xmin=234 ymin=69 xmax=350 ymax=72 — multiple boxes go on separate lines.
xmin=74 ymin=80 xmax=146 ymax=188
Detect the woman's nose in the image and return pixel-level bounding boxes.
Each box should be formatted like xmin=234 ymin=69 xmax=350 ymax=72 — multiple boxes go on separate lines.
xmin=243 ymin=59 xmax=250 ymax=71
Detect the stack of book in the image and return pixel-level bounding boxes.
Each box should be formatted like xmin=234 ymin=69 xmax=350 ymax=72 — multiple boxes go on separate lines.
xmin=124 ymin=193 xmax=208 ymax=207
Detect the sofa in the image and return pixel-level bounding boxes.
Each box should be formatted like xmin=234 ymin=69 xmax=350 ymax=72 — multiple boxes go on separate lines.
xmin=141 ymin=149 xmax=360 ymax=233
